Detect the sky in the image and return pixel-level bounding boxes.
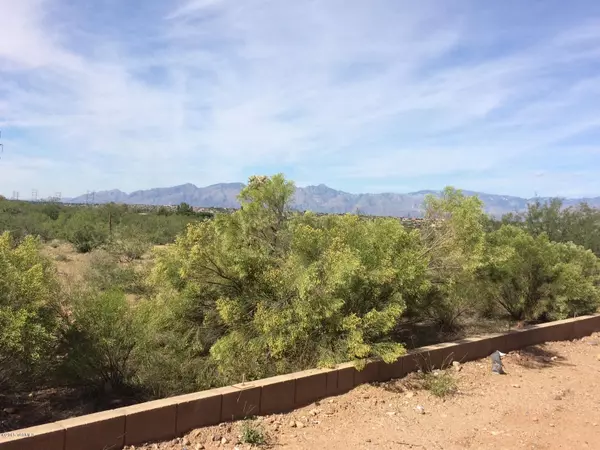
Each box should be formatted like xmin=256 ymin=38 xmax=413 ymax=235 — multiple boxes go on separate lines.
xmin=1 ymin=0 xmax=600 ymax=200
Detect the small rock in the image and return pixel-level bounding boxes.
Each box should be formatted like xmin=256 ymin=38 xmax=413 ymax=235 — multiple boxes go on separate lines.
xmin=415 ymin=405 xmax=425 ymax=415
xmin=309 ymin=408 xmax=320 ymax=416
xmin=386 ymin=411 xmax=396 ymax=416
xmin=596 ymin=354 xmax=600 ymax=361
xmin=221 ymin=437 xmax=228 ymax=444
xmin=532 ymin=417 xmax=539 ymax=422
xmin=512 ymin=384 xmax=520 ymax=388
xmin=452 ymin=361 xmax=462 ymax=371
xmin=3 ymin=407 xmax=17 ymax=414
xmin=550 ymin=424 xmax=555 ymax=428
xmin=195 ymin=445 xmax=205 ymax=450
xmin=295 ymin=421 xmax=305 ymax=429
xmin=405 ymin=391 xmax=415 ymax=399
xmin=182 ymin=437 xmax=190 ymax=446
xmin=212 ymin=434 xmax=222 ymax=441
xmin=289 ymin=420 xmax=297 ymax=428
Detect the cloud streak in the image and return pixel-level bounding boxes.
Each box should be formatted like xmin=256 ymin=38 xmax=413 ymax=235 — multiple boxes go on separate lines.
xmin=0 ymin=0 xmax=599 ymax=199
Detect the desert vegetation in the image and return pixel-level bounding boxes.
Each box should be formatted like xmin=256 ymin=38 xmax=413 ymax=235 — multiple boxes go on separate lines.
xmin=1 ymin=174 xmax=599 ymax=431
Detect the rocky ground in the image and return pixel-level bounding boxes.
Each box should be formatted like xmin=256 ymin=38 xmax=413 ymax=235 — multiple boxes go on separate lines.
xmin=132 ymin=333 xmax=600 ymax=450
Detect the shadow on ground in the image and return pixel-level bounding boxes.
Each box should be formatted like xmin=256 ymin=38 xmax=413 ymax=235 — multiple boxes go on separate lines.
xmin=508 ymin=344 xmax=574 ymax=370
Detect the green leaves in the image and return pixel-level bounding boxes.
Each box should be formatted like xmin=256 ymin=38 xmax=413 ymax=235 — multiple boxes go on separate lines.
xmin=0 ymin=232 xmax=62 ymax=390
xmin=151 ymin=175 xmax=427 ymax=379
xmin=482 ymin=225 xmax=600 ymax=321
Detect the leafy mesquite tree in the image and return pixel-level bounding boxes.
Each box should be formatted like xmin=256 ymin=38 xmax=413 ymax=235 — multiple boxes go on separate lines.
xmin=415 ymin=187 xmax=487 ymax=329
xmin=0 ymin=232 xmax=62 ymax=389
xmin=482 ymin=225 xmax=600 ymax=321
xmin=151 ymin=174 xmax=428 ymax=383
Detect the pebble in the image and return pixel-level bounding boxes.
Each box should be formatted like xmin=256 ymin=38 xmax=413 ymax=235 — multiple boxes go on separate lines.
xmin=452 ymin=361 xmax=462 ymax=371
xmin=212 ymin=434 xmax=222 ymax=441
xmin=220 ymin=437 xmax=228 ymax=444
xmin=2 ymin=407 xmax=17 ymax=414
xmin=415 ymin=405 xmax=425 ymax=414
xmin=405 ymin=391 xmax=415 ymax=398
xmin=386 ymin=411 xmax=396 ymax=416
xmin=512 ymin=384 xmax=521 ymax=388
xmin=195 ymin=445 xmax=205 ymax=450
xmin=296 ymin=421 xmax=305 ymax=429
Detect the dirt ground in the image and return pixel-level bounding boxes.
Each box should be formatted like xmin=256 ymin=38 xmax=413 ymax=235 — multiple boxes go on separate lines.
xmin=134 ymin=333 xmax=600 ymax=450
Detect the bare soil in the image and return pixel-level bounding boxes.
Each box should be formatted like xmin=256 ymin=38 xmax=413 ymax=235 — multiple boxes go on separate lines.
xmin=135 ymin=333 xmax=600 ymax=450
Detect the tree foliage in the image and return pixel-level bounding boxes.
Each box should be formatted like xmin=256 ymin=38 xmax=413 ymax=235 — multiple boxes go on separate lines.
xmin=151 ymin=174 xmax=428 ymax=383
xmin=414 ymin=187 xmax=487 ymax=328
xmin=482 ymin=225 xmax=600 ymax=321
xmin=0 ymin=232 xmax=62 ymax=389
xmin=1 ymin=175 xmax=600 ymax=419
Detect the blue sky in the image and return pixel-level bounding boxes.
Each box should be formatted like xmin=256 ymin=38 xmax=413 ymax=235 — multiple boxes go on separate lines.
xmin=1 ymin=0 xmax=600 ymax=199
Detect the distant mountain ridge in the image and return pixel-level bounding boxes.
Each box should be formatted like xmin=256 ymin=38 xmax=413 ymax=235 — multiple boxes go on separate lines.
xmin=64 ymin=183 xmax=600 ymax=218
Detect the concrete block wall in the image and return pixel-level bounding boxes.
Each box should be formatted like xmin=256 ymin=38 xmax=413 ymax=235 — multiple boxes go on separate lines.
xmin=2 ymin=314 xmax=599 ymax=450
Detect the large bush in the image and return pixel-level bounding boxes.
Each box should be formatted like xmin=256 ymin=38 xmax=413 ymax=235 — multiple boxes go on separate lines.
xmin=410 ymin=187 xmax=487 ymax=329
xmin=151 ymin=174 xmax=429 ymax=383
xmin=482 ymin=225 xmax=600 ymax=321
xmin=59 ymin=289 xmax=139 ymax=392
xmin=0 ymin=232 xmax=62 ymax=390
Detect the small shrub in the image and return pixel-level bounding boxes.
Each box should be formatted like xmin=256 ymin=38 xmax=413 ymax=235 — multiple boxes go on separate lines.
xmin=240 ymin=419 xmax=266 ymax=445
xmin=55 ymin=254 xmax=69 ymax=262
xmin=86 ymin=250 xmax=150 ymax=295
xmin=107 ymin=236 xmax=151 ymax=262
xmin=418 ymin=370 xmax=457 ymax=398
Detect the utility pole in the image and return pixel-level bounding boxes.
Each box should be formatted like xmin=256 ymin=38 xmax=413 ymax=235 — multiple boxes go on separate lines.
xmin=31 ymin=189 xmax=38 ymax=202
xmin=11 ymin=191 xmax=19 ymax=200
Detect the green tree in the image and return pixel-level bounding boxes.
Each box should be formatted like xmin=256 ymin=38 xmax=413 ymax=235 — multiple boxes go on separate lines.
xmin=151 ymin=174 xmax=427 ymax=384
xmin=414 ymin=187 xmax=487 ymax=329
xmin=61 ymin=208 xmax=108 ymax=253
xmin=60 ymin=289 xmax=139 ymax=392
xmin=0 ymin=232 xmax=62 ymax=390
xmin=482 ymin=225 xmax=600 ymax=321
xmin=176 ymin=202 xmax=195 ymax=216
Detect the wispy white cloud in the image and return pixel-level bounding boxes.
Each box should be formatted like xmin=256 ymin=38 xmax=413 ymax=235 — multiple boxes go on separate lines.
xmin=0 ymin=0 xmax=599 ymax=198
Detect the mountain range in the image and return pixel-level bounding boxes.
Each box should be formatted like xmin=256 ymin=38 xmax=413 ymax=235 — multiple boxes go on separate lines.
xmin=64 ymin=183 xmax=600 ymax=218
